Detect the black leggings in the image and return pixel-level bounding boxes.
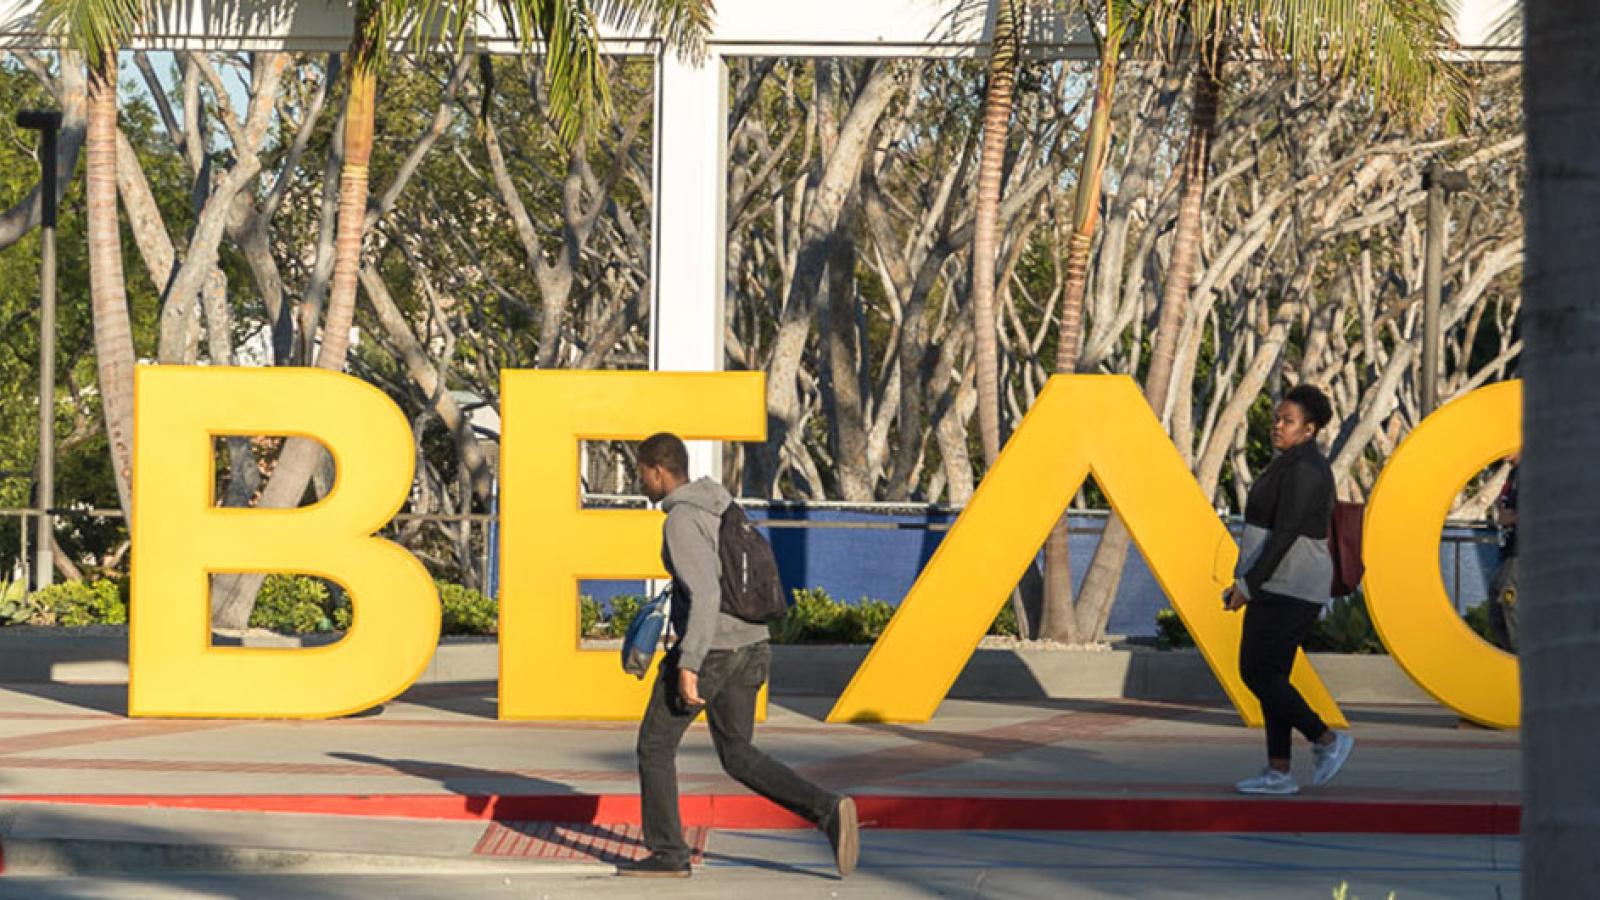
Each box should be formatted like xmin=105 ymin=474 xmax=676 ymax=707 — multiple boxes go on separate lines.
xmin=1239 ymin=593 xmax=1330 ymax=760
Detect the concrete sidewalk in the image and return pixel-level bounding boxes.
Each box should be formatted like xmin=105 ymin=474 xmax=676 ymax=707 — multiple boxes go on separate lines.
xmin=0 ymin=681 xmax=1520 ymax=884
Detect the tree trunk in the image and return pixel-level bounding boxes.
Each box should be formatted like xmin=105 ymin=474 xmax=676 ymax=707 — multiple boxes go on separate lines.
xmin=822 ymin=215 xmax=874 ymax=500
xmin=755 ymin=62 xmax=898 ymax=496
xmin=970 ymin=0 xmax=1021 ymax=468
xmin=359 ymin=264 xmax=494 ymax=503
xmin=85 ymin=54 xmax=137 ymax=524
xmin=210 ymin=63 xmax=379 ymax=630
xmin=1040 ymin=37 xmax=1122 ymax=644
xmin=1523 ymin=1 xmax=1600 ymax=892
xmin=1075 ymin=62 xmax=1221 ymax=642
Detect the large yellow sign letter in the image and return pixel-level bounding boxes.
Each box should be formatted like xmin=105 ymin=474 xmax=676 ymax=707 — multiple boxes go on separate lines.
xmin=498 ymin=371 xmax=766 ymax=719
xmin=130 ymin=367 xmax=439 ymax=718
xmin=1363 ymin=381 xmax=1520 ymax=729
xmin=828 ymin=375 xmax=1345 ymax=726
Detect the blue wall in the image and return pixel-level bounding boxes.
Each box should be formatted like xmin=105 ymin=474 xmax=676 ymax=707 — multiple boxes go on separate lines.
xmin=577 ymin=508 xmax=1502 ymax=637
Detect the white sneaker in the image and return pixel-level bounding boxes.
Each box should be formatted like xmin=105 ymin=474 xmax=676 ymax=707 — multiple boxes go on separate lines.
xmin=1312 ymin=732 xmax=1355 ymax=786
xmin=1235 ymin=767 xmax=1299 ymax=795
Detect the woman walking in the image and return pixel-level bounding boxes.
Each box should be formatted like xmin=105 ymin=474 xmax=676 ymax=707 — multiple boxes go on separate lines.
xmin=1226 ymin=384 xmax=1354 ymax=795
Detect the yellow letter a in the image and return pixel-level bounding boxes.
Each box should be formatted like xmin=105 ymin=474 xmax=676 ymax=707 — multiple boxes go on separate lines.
xmin=828 ymin=375 xmax=1346 ymax=727
xmin=130 ymin=366 xmax=439 ymax=718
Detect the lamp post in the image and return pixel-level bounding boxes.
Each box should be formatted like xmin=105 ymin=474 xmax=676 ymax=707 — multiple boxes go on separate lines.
xmin=16 ymin=109 xmax=62 ymax=590
xmin=1422 ymin=163 xmax=1470 ymax=417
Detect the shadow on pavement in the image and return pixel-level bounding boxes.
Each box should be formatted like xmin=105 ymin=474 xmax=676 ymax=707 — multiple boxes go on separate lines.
xmin=393 ymin=680 xmax=499 ymax=719
xmin=326 ymin=752 xmax=572 ymax=810
xmin=1 ymin=682 xmax=128 ymax=716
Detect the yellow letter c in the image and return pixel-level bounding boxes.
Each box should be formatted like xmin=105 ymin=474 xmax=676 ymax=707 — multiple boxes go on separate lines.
xmin=1363 ymin=381 xmax=1520 ymax=729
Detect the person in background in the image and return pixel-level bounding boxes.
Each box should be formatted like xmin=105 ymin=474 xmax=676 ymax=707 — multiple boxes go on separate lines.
xmin=1225 ymin=384 xmax=1355 ymax=795
xmin=1488 ymin=455 xmax=1520 ymax=652
xmin=620 ymin=433 xmax=859 ymax=879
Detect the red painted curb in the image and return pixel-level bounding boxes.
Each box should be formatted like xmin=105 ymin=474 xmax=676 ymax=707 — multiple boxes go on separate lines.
xmin=0 ymin=794 xmax=1521 ymax=835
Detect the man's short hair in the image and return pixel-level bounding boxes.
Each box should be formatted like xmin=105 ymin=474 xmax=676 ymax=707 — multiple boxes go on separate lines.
xmin=1285 ymin=384 xmax=1334 ymax=432
xmin=637 ymin=433 xmax=690 ymax=478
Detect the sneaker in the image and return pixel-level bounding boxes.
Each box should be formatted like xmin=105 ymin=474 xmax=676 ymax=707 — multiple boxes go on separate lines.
xmin=1312 ymin=731 xmax=1355 ymax=786
xmin=616 ymin=853 xmax=691 ymax=878
xmin=1235 ymin=767 xmax=1300 ymax=795
xmin=822 ymin=796 xmax=860 ymax=877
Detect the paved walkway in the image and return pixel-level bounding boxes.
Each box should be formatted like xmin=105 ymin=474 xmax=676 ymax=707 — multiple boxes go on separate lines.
xmin=0 ymin=682 xmax=1518 ymax=801
xmin=0 ymin=681 xmax=1521 ymax=892
xmin=0 ymin=832 xmax=1522 ymax=898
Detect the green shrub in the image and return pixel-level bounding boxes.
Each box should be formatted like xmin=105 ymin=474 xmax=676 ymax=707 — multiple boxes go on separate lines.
xmin=1306 ymin=593 xmax=1385 ymax=654
xmin=250 ymin=575 xmax=333 ymax=633
xmin=439 ymin=582 xmax=497 ymax=635
xmin=1463 ymin=600 xmax=1494 ymax=641
xmin=1154 ymin=608 xmax=1194 ymax=649
xmin=770 ymin=588 xmax=848 ymax=643
xmin=853 ymin=599 xmax=896 ymax=640
xmin=989 ymin=600 xmax=1020 ymax=638
xmin=769 ymin=589 xmax=902 ymax=644
xmin=0 ymin=580 xmax=35 ymax=625
xmin=27 ymin=580 xmax=128 ymax=627
xmin=580 ymin=596 xmax=602 ymax=637
xmin=578 ymin=586 xmax=1010 ymax=645
xmin=1154 ymin=593 xmax=1388 ymax=654
xmin=606 ymin=595 xmax=644 ymax=638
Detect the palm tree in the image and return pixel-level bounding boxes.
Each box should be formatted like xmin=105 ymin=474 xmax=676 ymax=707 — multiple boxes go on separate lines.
xmin=1039 ymin=0 xmax=1155 ymax=643
xmin=1522 ymin=1 xmax=1600 ymax=893
xmin=971 ymin=0 xmax=1024 ymax=469
xmin=36 ymin=0 xmax=150 ymax=525
xmin=1071 ymin=0 xmax=1465 ymax=639
xmin=972 ymin=0 xmax=1044 ymax=637
xmin=209 ymin=0 xmax=714 ymax=629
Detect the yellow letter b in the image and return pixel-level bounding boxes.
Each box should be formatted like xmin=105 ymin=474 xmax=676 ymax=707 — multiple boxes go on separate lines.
xmin=130 ymin=367 xmax=439 ymax=718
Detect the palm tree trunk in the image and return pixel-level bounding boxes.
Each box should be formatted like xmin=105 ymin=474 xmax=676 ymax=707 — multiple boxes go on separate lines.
xmin=209 ymin=63 xmax=379 ymax=630
xmin=970 ymin=0 xmax=1034 ymax=639
xmin=1523 ymin=0 xmax=1600 ymax=892
xmin=1074 ymin=61 xmax=1220 ymax=642
xmin=85 ymin=53 xmax=137 ymax=524
xmin=971 ymin=0 xmax=1022 ymax=468
xmin=1039 ymin=37 xmax=1121 ymax=644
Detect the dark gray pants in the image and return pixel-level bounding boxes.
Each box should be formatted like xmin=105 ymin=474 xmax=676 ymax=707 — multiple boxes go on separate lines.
xmin=636 ymin=642 xmax=837 ymax=866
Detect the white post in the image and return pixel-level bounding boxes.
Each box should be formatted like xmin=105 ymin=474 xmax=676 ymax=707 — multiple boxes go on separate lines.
xmin=650 ymin=48 xmax=729 ymax=481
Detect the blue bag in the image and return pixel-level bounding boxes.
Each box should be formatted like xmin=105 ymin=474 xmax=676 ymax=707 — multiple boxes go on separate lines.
xmin=621 ymin=586 xmax=672 ymax=679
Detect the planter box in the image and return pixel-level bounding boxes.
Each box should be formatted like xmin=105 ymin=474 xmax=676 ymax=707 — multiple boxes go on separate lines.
xmin=0 ymin=629 xmax=1435 ymax=707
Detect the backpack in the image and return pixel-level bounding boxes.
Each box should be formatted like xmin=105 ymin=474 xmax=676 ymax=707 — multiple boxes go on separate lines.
xmin=621 ymin=587 xmax=671 ymax=679
xmin=717 ymin=503 xmax=790 ymax=623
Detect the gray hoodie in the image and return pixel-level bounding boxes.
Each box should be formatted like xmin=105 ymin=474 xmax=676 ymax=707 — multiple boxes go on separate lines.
xmin=660 ymin=477 xmax=770 ymax=672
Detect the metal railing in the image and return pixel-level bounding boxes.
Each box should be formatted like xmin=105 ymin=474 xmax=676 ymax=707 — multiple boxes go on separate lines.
xmin=0 ymin=501 xmax=1503 ymax=611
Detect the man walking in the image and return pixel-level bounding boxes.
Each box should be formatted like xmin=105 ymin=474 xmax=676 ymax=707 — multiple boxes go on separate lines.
xmin=621 ymin=432 xmax=859 ymax=878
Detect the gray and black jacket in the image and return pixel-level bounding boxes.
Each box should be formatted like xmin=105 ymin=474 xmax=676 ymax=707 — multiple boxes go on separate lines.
xmin=660 ymin=477 xmax=771 ymax=672
xmin=1234 ymin=441 xmax=1335 ymax=605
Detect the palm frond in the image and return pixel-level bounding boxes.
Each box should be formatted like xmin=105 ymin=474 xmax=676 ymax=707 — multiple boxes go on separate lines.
xmin=36 ymin=0 xmax=148 ymax=70
xmin=498 ymin=0 xmax=611 ymax=145
xmin=1152 ymin=0 xmax=1469 ymax=124
xmin=594 ymin=0 xmax=714 ymax=62
xmin=1250 ymin=0 xmax=1466 ymax=119
xmin=1486 ymin=1 xmax=1521 ymax=47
